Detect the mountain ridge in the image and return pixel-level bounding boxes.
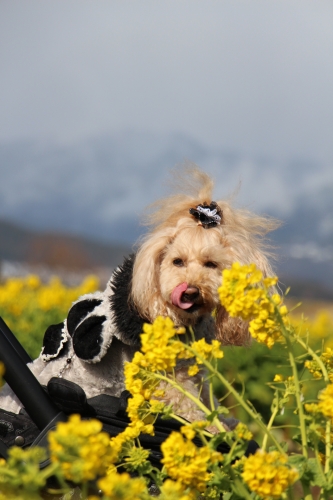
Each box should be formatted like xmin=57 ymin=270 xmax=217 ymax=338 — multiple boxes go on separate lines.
xmin=1 ymin=218 xmax=332 ymax=300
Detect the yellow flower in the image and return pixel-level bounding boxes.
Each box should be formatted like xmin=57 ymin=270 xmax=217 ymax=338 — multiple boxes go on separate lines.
xmin=124 ymin=446 xmax=150 ymax=471
xmin=0 ymin=447 xmax=48 ymax=498
xmin=273 ymin=374 xmax=284 ymax=382
xmin=305 ymin=360 xmax=322 ymax=380
xmin=290 ymin=311 xmax=333 ymax=342
xmin=321 ymin=347 xmax=333 ymax=367
xmin=159 ymin=479 xmax=196 ymax=500
xmin=187 ymin=364 xmax=199 ymax=376
xmin=48 ymin=414 xmax=114 ymax=482
xmin=234 ymin=422 xmax=253 ymax=441
xmin=25 ymin=274 xmax=41 ymax=290
xmin=191 ymin=338 xmax=223 ymax=364
xmin=98 ymin=471 xmax=147 ymax=499
xmin=218 ymin=263 xmax=285 ymax=348
xmin=318 ymin=384 xmax=333 ymax=420
xmin=180 ymin=421 xmax=210 ymax=441
xmin=242 ymin=449 xmax=299 ymax=498
xmin=161 ymin=431 xmax=222 ymax=492
xmin=139 ymin=316 xmax=186 ymax=372
xmin=180 ymin=426 xmax=196 ymax=441
xmin=149 ymin=399 xmax=166 ymax=414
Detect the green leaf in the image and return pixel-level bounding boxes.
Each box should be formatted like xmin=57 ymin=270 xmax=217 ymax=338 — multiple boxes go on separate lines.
xmin=288 ymin=454 xmax=307 ymax=475
xmin=217 ymin=405 xmax=230 ymax=415
xmin=206 ymin=410 xmax=219 ymax=422
xmin=302 ymin=458 xmax=327 ymax=488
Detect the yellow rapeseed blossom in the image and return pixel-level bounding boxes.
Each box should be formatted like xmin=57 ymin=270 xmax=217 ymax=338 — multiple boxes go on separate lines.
xmin=98 ymin=471 xmax=147 ymax=499
xmin=242 ymin=449 xmax=299 ymax=499
xmin=48 ymin=414 xmax=114 ymax=482
xmin=191 ymin=338 xmax=224 ymax=364
xmin=0 ymin=274 xmax=99 ymax=315
xmin=316 ymin=384 xmax=333 ymax=420
xmin=291 ymin=310 xmax=333 ymax=342
xmin=124 ymin=446 xmax=150 ymax=470
xmin=321 ymin=347 xmax=333 ymax=368
xmin=180 ymin=421 xmax=209 ymax=441
xmin=218 ymin=263 xmax=286 ymax=348
xmin=140 ymin=316 xmax=186 ymax=372
xmin=234 ymin=422 xmax=253 ymax=441
xmin=304 ymin=360 xmax=323 ymax=380
xmin=121 ymin=316 xmax=189 ymax=441
xmin=122 ymin=317 xmax=223 ymax=449
xmin=305 ymin=348 xmax=333 ymax=382
xmin=187 ymin=364 xmax=199 ymax=376
xmin=161 ymin=431 xmax=222 ymax=492
xmin=159 ymin=479 xmax=196 ymax=500
xmin=0 ymin=447 xmax=48 ymax=499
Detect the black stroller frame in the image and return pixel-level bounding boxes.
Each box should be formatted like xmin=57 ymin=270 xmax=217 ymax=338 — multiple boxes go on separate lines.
xmin=0 ymin=317 xmax=67 ymax=465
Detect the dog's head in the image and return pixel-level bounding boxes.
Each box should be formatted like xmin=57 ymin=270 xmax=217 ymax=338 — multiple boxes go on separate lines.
xmin=130 ymin=167 xmax=279 ymax=345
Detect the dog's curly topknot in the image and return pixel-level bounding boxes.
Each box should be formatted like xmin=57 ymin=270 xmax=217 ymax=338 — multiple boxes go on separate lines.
xmin=142 ymin=166 xmax=215 ymax=230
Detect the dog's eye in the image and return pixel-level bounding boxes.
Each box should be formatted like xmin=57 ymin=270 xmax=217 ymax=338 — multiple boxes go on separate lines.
xmin=204 ymin=261 xmax=218 ymax=269
xmin=173 ymin=258 xmax=184 ymax=267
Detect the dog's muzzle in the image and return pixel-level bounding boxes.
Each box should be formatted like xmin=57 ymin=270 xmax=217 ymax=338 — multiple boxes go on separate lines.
xmin=171 ymin=282 xmax=202 ymax=310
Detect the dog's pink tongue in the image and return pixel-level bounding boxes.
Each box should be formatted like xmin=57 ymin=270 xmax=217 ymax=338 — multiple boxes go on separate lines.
xmin=171 ymin=282 xmax=193 ymax=310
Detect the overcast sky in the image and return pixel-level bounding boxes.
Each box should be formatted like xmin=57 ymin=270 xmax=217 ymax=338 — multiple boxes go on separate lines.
xmin=1 ymin=0 xmax=333 ymax=165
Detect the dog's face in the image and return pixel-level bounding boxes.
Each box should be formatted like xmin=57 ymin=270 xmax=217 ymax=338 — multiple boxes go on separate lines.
xmin=159 ymin=226 xmax=231 ymax=323
xmin=131 ymin=190 xmax=277 ymax=344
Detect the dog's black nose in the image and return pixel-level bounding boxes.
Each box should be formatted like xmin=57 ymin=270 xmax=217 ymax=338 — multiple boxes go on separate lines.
xmin=182 ymin=286 xmax=200 ymax=302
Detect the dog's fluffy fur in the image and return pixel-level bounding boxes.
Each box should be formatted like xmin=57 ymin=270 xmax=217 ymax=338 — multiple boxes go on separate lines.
xmin=0 ymin=166 xmax=278 ymax=428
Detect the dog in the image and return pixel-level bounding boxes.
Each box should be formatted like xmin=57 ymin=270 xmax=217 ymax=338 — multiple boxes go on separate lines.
xmin=0 ymin=166 xmax=278 ymax=430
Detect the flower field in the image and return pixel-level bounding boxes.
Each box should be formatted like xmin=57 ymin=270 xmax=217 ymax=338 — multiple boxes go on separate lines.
xmin=0 ymin=268 xmax=333 ymax=499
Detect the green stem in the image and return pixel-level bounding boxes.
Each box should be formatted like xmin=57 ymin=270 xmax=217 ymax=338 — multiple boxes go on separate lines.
xmin=314 ymin=442 xmax=327 ymax=487
xmin=81 ymin=482 xmax=88 ymax=499
xmin=168 ymin=411 xmax=214 ymax=439
xmin=232 ymin=476 xmax=253 ymax=500
xmin=274 ymin=304 xmax=309 ymax=458
xmin=167 ymin=412 xmax=190 ymax=426
xmin=195 ymin=357 xmax=285 ymax=453
xmin=181 ymin=344 xmax=287 ymax=452
xmin=153 ymin=372 xmax=226 ymax=433
xmin=262 ymin=401 xmax=279 ymax=451
xmin=285 ymin=335 xmax=308 ymax=458
xmin=294 ymin=332 xmax=331 ymax=469
xmin=39 ymin=462 xmax=60 ymax=482
xmin=209 ymin=374 xmax=216 ymax=412
xmin=324 ymin=419 xmax=331 ymax=475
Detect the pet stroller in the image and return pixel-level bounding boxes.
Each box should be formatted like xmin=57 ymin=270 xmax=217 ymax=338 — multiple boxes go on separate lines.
xmin=0 ymin=317 xmax=258 ymax=470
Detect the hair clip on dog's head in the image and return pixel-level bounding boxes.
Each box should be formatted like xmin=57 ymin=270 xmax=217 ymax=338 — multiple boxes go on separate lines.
xmin=189 ymin=201 xmax=222 ymax=228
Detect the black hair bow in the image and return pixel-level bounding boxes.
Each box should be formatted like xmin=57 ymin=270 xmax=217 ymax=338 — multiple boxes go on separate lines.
xmin=189 ymin=201 xmax=222 ymax=229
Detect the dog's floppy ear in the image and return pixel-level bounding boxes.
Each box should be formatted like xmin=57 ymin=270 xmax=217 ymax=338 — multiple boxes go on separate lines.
xmin=131 ymin=230 xmax=173 ymax=321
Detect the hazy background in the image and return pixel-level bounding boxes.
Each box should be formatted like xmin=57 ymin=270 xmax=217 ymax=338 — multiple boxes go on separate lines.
xmin=1 ymin=0 xmax=333 ymax=295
